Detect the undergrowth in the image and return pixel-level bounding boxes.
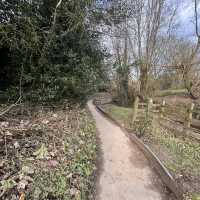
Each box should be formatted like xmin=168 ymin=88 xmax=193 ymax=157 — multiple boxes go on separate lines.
xmin=0 ymin=103 xmax=97 ymax=200
xmin=151 ymin=127 xmax=200 ymax=174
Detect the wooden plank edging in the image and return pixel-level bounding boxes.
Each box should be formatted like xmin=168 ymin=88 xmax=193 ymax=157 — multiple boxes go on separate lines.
xmin=94 ymin=101 xmax=183 ymax=200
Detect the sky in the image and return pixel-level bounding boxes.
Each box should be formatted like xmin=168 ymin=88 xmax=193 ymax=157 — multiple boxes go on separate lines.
xmin=176 ymin=0 xmax=195 ymax=38
xmin=169 ymin=0 xmax=200 ymax=39
xmin=97 ymin=0 xmax=200 ymax=40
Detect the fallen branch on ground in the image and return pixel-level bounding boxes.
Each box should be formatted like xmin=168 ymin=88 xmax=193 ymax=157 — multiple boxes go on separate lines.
xmin=0 ymin=97 xmax=22 ymax=117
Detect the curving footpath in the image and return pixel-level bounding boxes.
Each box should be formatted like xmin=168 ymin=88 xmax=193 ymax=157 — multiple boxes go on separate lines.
xmin=88 ymin=100 xmax=169 ymax=200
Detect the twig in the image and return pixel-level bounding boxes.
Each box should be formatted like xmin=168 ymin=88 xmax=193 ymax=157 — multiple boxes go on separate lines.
xmin=53 ymin=0 xmax=63 ymax=28
xmin=4 ymin=134 xmax=8 ymax=160
xmin=0 ymin=97 xmax=21 ymax=117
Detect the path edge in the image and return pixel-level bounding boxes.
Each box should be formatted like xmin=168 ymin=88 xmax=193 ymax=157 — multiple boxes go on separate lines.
xmin=86 ymin=100 xmax=104 ymax=200
xmin=93 ymin=101 xmax=183 ymax=200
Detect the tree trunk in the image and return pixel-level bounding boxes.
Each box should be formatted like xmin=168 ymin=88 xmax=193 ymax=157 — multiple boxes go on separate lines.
xmin=120 ymin=81 xmax=129 ymax=106
xmin=182 ymin=68 xmax=198 ymax=99
xmin=140 ymin=65 xmax=148 ymax=100
xmin=117 ymin=64 xmax=129 ymax=106
xmin=132 ymin=95 xmax=139 ymax=123
xmin=118 ymin=24 xmax=129 ymax=106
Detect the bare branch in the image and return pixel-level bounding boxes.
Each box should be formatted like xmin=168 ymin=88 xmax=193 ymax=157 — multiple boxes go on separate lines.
xmin=53 ymin=0 xmax=63 ymax=28
xmin=195 ymin=0 xmax=199 ymax=37
xmin=0 ymin=97 xmax=21 ymax=117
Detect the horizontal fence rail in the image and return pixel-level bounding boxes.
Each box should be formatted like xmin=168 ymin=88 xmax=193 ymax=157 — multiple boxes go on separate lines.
xmin=133 ymin=97 xmax=200 ymax=138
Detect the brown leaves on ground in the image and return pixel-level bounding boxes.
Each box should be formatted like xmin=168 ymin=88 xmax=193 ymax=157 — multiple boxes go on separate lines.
xmin=0 ymin=101 xmax=97 ymax=200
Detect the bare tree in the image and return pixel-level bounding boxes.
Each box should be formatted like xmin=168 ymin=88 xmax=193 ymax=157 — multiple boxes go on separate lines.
xmin=103 ymin=0 xmax=178 ymax=102
xmin=127 ymin=0 xmax=165 ymax=99
xmin=106 ymin=0 xmax=137 ymax=105
xmin=156 ymin=0 xmax=200 ymax=98
xmin=111 ymin=18 xmax=130 ymax=105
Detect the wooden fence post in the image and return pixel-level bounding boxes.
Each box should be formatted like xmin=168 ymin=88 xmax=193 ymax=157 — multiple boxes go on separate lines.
xmin=160 ymin=100 xmax=166 ymax=118
xmin=132 ymin=96 xmax=139 ymax=123
xmin=185 ymin=103 xmax=194 ymax=128
xmin=147 ymin=98 xmax=153 ymax=119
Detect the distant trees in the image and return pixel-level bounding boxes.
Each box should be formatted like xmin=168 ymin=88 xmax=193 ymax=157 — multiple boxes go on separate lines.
xmin=130 ymin=0 xmax=165 ymax=99
xmin=102 ymin=0 xmax=137 ymax=106
xmin=0 ymin=0 xmax=106 ymax=101
xmin=103 ymin=0 xmax=200 ymax=103
xmin=154 ymin=0 xmax=200 ymax=99
xmin=103 ymin=0 xmax=170 ymax=104
xmin=181 ymin=0 xmax=200 ymax=98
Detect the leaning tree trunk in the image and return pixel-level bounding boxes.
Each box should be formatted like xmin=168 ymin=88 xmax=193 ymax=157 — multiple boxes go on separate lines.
xmin=183 ymin=70 xmax=193 ymax=98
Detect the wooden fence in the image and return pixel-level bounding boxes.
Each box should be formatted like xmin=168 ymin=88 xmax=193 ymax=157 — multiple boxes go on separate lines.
xmin=132 ymin=97 xmax=200 ymax=138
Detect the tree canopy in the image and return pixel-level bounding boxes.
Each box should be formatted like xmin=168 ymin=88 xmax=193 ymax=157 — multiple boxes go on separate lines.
xmin=0 ymin=0 xmax=106 ymax=101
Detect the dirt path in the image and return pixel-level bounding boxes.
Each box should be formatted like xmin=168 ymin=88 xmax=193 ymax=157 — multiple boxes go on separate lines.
xmin=88 ymin=100 xmax=168 ymax=200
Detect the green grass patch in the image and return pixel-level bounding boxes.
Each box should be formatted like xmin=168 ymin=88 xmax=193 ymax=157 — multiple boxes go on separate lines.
xmin=155 ymin=89 xmax=188 ymax=97
xmin=102 ymin=104 xmax=132 ymax=124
